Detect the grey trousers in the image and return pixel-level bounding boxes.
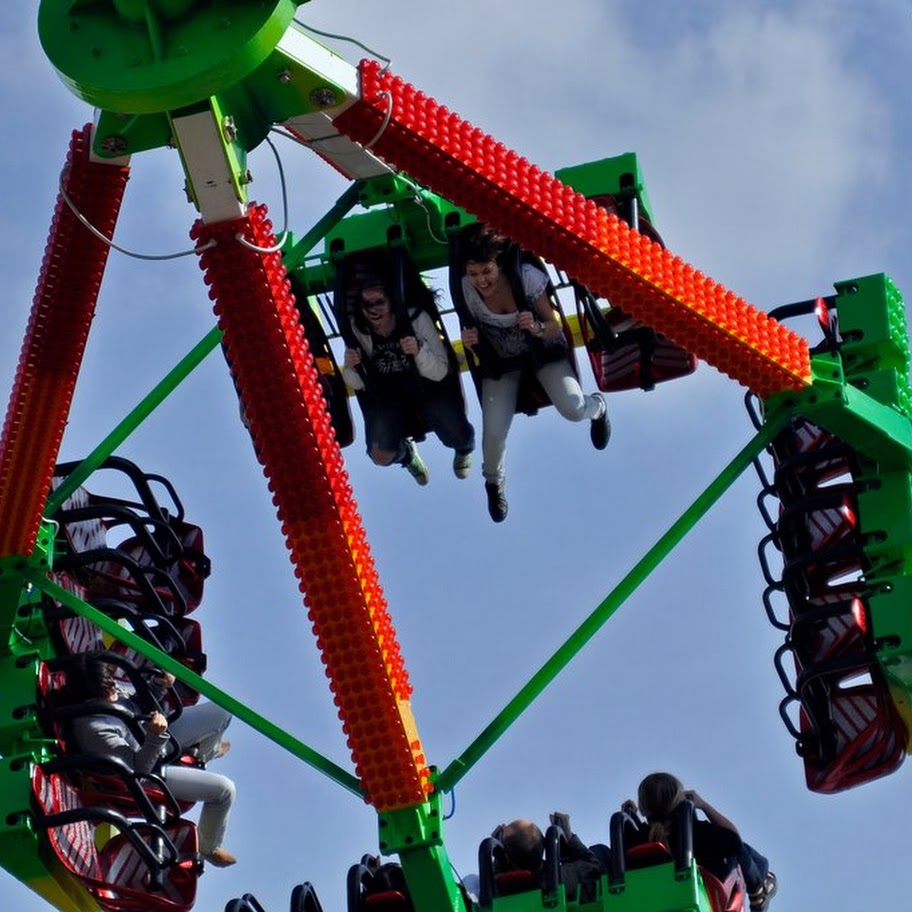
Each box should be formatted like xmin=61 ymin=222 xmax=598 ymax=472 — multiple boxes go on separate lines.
xmin=481 ymin=360 xmax=602 ymax=483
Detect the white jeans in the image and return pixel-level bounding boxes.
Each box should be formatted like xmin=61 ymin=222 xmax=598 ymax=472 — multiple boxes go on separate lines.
xmin=481 ymin=360 xmax=602 ymax=484
xmin=161 ymin=763 xmax=235 ymax=854
xmin=162 ymin=702 xmax=234 ymax=854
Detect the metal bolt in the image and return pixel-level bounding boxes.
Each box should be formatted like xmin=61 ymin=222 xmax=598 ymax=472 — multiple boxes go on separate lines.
xmin=100 ymin=135 xmax=128 ymax=155
xmin=277 ymin=68 xmax=293 ymax=85
xmin=310 ymin=87 xmax=338 ymax=108
xmin=223 ymin=116 xmax=237 ymax=142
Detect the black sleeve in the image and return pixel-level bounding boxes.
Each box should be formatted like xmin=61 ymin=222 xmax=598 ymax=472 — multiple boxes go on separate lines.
xmin=692 ymin=821 xmax=742 ymax=877
xmin=559 ymin=835 xmax=603 ymax=901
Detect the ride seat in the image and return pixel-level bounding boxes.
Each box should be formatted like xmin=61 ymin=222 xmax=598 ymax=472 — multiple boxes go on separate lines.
xmin=776 ymin=488 xmax=859 ymax=556
xmin=699 ymin=867 xmax=746 ymax=912
xmin=347 ymin=855 xmax=414 ymax=912
xmin=623 ymin=843 xmax=745 ymax=912
xmin=32 ymin=765 xmax=199 ymax=912
xmin=335 ymin=246 xmax=469 ymax=443
xmin=114 ymin=519 xmax=210 ymax=613
xmin=576 ymin=291 xmax=696 ymax=393
xmin=800 ymin=677 xmax=907 ymax=792
xmin=447 ymin=224 xmax=578 ymax=417
xmin=37 ymin=661 xmax=197 ymax=818
xmin=789 ymin=597 xmax=870 ymax=668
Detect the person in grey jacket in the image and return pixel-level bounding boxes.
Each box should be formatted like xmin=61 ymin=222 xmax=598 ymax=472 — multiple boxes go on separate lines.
xmin=68 ymin=654 xmax=237 ymax=868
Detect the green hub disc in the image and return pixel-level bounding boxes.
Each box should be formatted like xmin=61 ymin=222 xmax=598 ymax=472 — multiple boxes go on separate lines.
xmin=38 ymin=0 xmax=302 ymax=114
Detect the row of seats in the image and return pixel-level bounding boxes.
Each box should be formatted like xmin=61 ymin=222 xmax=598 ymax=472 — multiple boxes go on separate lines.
xmin=299 ymin=206 xmax=696 ymax=456
xmin=477 ymin=807 xmax=741 ymax=912
xmin=223 ymin=813 xmax=740 ymax=912
xmin=748 ymin=298 xmax=907 ymax=792
xmin=31 ymin=457 xmax=215 ymax=912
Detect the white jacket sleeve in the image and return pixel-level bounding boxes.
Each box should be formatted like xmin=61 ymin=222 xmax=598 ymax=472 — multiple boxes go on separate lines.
xmin=341 ymin=360 xmax=366 ymax=392
xmin=411 ymin=312 xmax=450 ymax=382
xmin=340 ymin=324 xmax=368 ymax=391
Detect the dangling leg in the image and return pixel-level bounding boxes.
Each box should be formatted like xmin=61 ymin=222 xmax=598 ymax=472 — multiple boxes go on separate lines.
xmin=419 ymin=383 xmax=476 ymax=479
xmin=168 ymin=702 xmax=232 ymax=764
xmin=740 ymin=844 xmax=776 ymax=910
xmin=536 ymin=360 xmax=611 ymax=449
xmin=161 ymin=764 xmax=236 ymax=864
xmin=480 ymin=372 xmax=520 ymax=521
xmin=363 ymin=399 xmax=428 ymax=485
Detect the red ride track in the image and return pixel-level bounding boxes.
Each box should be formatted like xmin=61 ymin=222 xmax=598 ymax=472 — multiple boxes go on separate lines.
xmin=0 ymin=125 xmax=129 ymax=558
xmin=193 ymin=205 xmax=430 ymax=811
xmin=333 ymin=60 xmax=811 ymax=399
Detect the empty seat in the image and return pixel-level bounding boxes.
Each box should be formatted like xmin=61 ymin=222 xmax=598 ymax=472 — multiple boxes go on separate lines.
xmin=32 ymin=765 xmax=199 ymax=912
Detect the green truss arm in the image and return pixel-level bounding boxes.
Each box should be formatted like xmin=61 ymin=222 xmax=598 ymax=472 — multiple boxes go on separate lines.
xmin=45 ymin=325 xmax=223 ymax=516
xmin=437 ymin=418 xmax=784 ymax=793
xmin=29 ymin=575 xmax=362 ymax=797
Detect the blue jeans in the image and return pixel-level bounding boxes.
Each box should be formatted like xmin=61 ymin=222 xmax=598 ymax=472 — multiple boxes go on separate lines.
xmin=363 ymin=383 xmax=475 ymax=465
xmin=162 ymin=703 xmax=234 ymax=854
xmin=738 ymin=843 xmax=769 ymax=893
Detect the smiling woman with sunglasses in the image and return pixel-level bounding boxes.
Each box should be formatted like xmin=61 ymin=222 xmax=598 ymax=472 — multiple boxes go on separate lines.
xmin=341 ymin=270 xmax=475 ymax=486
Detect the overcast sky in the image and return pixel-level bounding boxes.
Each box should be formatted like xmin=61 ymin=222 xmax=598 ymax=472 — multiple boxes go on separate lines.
xmin=3 ymin=2 xmax=912 ymax=911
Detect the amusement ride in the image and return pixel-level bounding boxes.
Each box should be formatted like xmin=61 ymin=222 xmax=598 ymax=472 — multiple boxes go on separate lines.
xmin=1 ymin=3 xmax=911 ymax=911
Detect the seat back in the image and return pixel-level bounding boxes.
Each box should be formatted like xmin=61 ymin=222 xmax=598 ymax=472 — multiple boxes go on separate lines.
xmin=347 ymin=856 xmax=414 ymax=912
xmin=699 ymin=866 xmax=746 ymax=912
xmin=32 ymin=765 xmax=199 ymax=912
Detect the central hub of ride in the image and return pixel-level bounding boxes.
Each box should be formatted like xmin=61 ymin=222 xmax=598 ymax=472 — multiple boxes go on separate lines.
xmin=38 ymin=0 xmax=304 ymax=113
xmin=110 ymin=0 xmax=197 ymax=25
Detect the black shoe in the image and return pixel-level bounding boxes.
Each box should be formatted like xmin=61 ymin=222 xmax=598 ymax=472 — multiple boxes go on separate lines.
xmin=590 ymin=393 xmax=611 ymax=450
xmin=485 ymin=481 xmax=508 ymax=523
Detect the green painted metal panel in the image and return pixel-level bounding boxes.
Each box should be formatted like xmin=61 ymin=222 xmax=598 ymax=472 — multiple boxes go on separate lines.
xmin=38 ymin=0 xmax=303 ymax=114
xmin=555 ymin=153 xmax=657 ymax=225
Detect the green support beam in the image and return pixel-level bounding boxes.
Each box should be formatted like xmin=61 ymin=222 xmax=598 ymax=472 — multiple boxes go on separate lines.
xmin=30 ymin=577 xmax=362 ymax=798
xmin=437 ymin=420 xmax=783 ymax=793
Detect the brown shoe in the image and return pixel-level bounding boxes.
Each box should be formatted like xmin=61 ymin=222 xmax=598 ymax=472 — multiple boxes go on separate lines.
xmin=203 ymin=847 xmax=237 ymax=867
xmin=214 ymin=740 xmax=231 ymax=760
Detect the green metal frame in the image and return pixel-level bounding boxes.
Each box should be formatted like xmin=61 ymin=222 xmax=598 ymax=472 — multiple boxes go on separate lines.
xmin=19 ymin=5 xmax=912 ymax=910
xmin=555 ymin=154 xmax=658 ymax=226
xmin=0 ymin=285 xmax=789 ymax=912
xmin=762 ymin=273 xmax=912 ymax=735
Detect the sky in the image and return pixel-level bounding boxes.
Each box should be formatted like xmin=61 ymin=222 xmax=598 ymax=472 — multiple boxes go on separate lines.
xmin=3 ymin=1 xmax=912 ymax=910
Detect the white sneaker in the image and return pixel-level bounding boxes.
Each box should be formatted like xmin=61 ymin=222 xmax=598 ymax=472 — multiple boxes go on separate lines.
xmin=453 ymin=452 xmax=472 ymax=479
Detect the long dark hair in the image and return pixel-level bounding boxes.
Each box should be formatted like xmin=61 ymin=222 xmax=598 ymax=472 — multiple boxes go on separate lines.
xmin=348 ymin=256 xmax=440 ymax=337
xmin=66 ymin=652 xmax=117 ymax=703
xmin=461 ymin=223 xmax=511 ymax=267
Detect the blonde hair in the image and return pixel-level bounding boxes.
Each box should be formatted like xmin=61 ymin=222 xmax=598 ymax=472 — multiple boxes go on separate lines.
xmin=637 ymin=772 xmax=685 ymax=845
